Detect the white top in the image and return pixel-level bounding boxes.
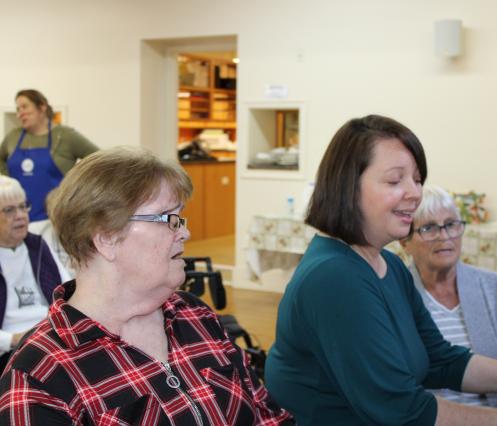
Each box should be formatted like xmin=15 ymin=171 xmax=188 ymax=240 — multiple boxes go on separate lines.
xmin=29 ymin=219 xmax=75 ymax=277
xmin=0 ymin=241 xmax=70 ymax=353
xmin=423 ymin=290 xmax=489 ymax=406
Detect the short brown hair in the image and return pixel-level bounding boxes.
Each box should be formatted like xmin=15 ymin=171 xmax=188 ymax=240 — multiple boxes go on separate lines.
xmin=306 ymin=114 xmax=427 ymax=245
xmin=47 ymin=147 xmax=192 ymax=267
xmin=16 ymin=89 xmax=54 ymax=120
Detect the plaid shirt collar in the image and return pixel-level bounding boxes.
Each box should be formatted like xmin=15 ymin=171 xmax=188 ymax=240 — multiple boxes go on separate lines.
xmin=50 ymin=280 xmax=187 ymax=350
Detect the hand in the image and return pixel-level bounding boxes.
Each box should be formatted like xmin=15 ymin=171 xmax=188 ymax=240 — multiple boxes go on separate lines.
xmin=11 ymin=332 xmax=26 ymax=349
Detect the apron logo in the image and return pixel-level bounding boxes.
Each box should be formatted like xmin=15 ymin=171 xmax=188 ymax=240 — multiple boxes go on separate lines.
xmin=21 ymin=158 xmax=34 ymax=176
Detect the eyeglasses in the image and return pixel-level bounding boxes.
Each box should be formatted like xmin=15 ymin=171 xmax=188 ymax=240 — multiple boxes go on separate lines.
xmin=414 ymin=220 xmax=466 ymax=242
xmin=1 ymin=201 xmax=32 ymax=217
xmin=129 ymin=212 xmax=187 ymax=232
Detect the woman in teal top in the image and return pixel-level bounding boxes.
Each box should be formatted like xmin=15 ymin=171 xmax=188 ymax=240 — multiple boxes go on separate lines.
xmin=265 ymin=115 xmax=497 ymax=425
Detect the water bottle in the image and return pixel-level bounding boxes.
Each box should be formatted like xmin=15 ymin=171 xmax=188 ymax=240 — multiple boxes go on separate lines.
xmin=286 ymin=196 xmax=295 ymax=217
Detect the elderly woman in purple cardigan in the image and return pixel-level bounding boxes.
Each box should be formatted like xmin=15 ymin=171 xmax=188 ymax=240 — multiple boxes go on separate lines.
xmin=0 ymin=175 xmax=69 ymax=372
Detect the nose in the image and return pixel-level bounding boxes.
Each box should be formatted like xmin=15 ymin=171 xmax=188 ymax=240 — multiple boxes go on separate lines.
xmin=405 ymin=178 xmax=422 ymax=202
xmin=437 ymin=226 xmax=451 ymax=240
xmin=178 ymin=224 xmax=191 ymax=242
xmin=13 ymin=207 xmax=28 ymax=221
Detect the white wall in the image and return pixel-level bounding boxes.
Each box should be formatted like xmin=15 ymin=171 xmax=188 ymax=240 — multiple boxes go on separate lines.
xmin=2 ymin=0 xmax=497 ymax=290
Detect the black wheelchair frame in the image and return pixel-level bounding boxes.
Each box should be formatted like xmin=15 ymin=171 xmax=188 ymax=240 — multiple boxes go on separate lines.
xmin=182 ymin=256 xmax=267 ymax=381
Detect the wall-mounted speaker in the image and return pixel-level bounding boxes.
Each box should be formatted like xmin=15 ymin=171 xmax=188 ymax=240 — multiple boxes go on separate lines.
xmin=434 ymin=19 xmax=462 ymax=58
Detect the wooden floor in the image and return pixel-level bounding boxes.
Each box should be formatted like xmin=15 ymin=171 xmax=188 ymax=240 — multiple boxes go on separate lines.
xmin=184 ymin=234 xmax=235 ymax=267
xmin=183 ymin=234 xmax=282 ymax=351
xmin=200 ymin=286 xmax=282 ymax=351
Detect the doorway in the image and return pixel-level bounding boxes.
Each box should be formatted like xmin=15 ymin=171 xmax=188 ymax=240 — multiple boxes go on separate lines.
xmin=140 ymin=35 xmax=237 ymax=281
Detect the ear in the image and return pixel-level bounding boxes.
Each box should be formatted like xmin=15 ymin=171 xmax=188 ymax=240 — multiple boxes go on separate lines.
xmin=92 ymin=229 xmax=119 ymax=262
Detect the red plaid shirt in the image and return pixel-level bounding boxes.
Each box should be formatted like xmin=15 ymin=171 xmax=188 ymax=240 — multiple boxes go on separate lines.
xmin=0 ymin=281 xmax=293 ymax=425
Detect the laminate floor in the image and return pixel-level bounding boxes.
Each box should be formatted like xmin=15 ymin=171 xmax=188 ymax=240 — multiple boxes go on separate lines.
xmin=183 ymin=234 xmax=282 ymax=351
xmin=200 ymin=286 xmax=282 ymax=352
xmin=184 ymin=234 xmax=235 ymax=267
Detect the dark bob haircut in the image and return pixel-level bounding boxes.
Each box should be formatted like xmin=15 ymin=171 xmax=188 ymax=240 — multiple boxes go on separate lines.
xmin=305 ymin=114 xmax=427 ymax=245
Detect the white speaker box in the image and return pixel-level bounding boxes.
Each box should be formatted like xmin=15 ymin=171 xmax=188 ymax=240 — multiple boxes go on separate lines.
xmin=435 ymin=19 xmax=462 ymax=58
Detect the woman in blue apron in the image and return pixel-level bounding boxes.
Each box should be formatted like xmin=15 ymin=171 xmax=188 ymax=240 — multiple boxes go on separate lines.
xmin=8 ymin=121 xmax=62 ymax=222
xmin=0 ymin=89 xmax=98 ymax=223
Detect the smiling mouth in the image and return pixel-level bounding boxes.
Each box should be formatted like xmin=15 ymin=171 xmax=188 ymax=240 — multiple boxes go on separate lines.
xmin=396 ymin=209 xmax=414 ymax=215
xmin=393 ymin=210 xmax=415 ymax=220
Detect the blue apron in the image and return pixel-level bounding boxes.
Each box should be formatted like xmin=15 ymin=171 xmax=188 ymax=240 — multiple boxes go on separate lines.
xmin=7 ymin=122 xmax=64 ymax=221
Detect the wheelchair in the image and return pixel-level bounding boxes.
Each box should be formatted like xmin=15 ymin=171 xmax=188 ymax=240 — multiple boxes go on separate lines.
xmin=181 ymin=256 xmax=267 ymax=381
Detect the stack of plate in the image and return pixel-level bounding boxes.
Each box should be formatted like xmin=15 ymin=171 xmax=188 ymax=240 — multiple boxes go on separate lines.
xmin=276 ymin=152 xmax=298 ymax=166
xmin=253 ymin=152 xmax=276 ymax=165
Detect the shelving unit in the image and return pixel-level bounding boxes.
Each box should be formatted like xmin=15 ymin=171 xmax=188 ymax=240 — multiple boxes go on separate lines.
xmin=177 ymin=54 xmax=237 ymax=144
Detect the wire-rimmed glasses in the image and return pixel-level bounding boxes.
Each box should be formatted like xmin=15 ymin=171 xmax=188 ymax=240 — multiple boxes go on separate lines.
xmin=1 ymin=201 xmax=32 ymax=218
xmin=129 ymin=212 xmax=187 ymax=232
xmin=414 ymin=220 xmax=466 ymax=241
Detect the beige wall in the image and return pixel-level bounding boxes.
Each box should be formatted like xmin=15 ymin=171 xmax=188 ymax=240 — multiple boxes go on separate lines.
xmin=2 ymin=0 xmax=497 ymax=290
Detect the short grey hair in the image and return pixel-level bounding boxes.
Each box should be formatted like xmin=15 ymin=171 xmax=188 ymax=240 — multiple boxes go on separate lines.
xmin=413 ymin=185 xmax=461 ymax=224
xmin=0 ymin=175 xmax=26 ymax=206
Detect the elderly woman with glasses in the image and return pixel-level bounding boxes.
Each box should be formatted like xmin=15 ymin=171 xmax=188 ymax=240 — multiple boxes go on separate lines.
xmin=401 ymin=185 xmax=497 ymax=407
xmin=0 ymin=175 xmax=70 ymax=374
xmin=0 ymin=148 xmax=293 ymax=425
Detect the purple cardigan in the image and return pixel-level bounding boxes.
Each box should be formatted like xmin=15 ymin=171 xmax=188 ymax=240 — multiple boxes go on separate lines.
xmin=0 ymin=233 xmax=61 ymax=327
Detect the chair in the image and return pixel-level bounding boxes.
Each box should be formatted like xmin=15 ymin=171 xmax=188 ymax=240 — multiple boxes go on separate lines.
xmin=182 ymin=256 xmax=267 ymax=381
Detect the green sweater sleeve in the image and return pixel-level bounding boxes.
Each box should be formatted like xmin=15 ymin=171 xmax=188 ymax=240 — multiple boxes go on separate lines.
xmin=298 ymin=256 xmax=437 ymax=426
xmin=0 ymin=137 xmax=9 ymax=175
xmin=0 ymin=126 xmax=98 ymax=176
xmin=405 ymin=264 xmax=472 ymax=390
xmin=51 ymin=126 xmax=98 ymax=174
xmin=0 ymin=129 xmax=22 ymax=175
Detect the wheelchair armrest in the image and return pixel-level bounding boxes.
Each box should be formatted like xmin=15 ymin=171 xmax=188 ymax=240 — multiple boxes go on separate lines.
xmin=183 ymin=256 xmax=214 ymax=272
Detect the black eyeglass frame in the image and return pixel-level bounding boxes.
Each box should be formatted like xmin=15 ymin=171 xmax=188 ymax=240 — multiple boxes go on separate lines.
xmin=413 ymin=220 xmax=467 ymax=242
xmin=128 ymin=213 xmax=187 ymax=232
xmin=1 ymin=201 xmax=32 ymax=216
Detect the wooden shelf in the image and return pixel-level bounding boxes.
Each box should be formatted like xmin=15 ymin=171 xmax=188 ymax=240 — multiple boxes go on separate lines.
xmin=178 ymin=53 xmax=237 ymax=141
xmin=179 ymin=86 xmax=236 ymax=95
xmin=179 ymin=85 xmax=211 ymax=93
xmin=213 ymin=88 xmax=236 ymax=95
xmin=182 ymin=107 xmax=210 ymax=112
xmin=179 ymin=120 xmax=236 ymax=129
